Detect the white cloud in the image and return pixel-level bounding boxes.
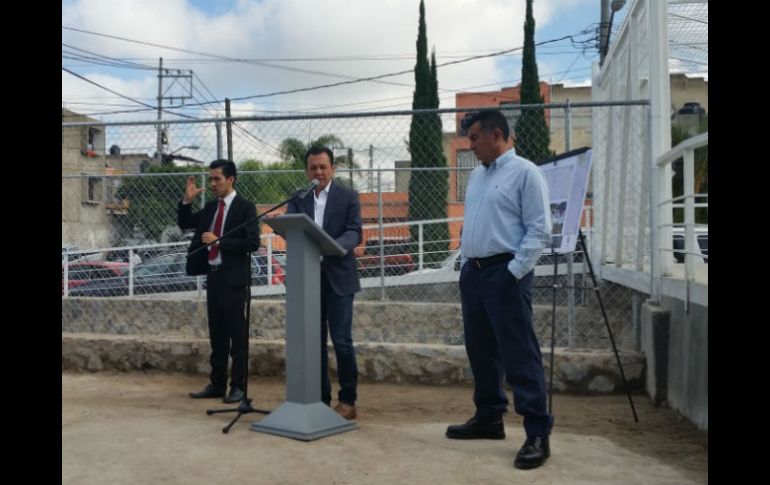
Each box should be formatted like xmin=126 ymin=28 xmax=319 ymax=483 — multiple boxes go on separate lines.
xmin=63 ymin=0 xmax=582 ymax=115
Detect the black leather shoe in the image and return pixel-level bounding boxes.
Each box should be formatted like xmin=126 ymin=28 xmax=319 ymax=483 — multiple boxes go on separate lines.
xmin=446 ymin=417 xmax=505 ymax=440
xmin=223 ymin=387 xmax=245 ymax=403
xmin=514 ymin=436 xmax=550 ymax=469
xmin=189 ymin=384 xmax=226 ymax=399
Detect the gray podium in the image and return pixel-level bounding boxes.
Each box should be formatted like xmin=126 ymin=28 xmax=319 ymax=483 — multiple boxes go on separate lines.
xmin=250 ymin=213 xmax=357 ymax=440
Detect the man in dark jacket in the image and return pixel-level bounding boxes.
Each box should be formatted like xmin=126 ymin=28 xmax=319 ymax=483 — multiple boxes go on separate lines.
xmin=178 ymin=159 xmax=260 ymax=403
xmin=286 ymin=146 xmax=362 ymax=419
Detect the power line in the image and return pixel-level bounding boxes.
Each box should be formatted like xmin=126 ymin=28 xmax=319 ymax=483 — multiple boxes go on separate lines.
xmin=62 ymin=42 xmax=156 ymax=70
xmin=63 ymin=25 xmax=587 ymax=104
xmin=62 ymin=64 xmax=593 ymax=117
xmin=189 ymin=72 xmax=283 ymax=157
xmin=62 ymin=26 xmax=414 ymax=89
xmin=61 ymin=66 xmax=197 ymax=120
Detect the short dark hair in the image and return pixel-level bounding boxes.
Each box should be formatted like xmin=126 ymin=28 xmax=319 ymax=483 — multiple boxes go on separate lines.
xmin=303 ymin=145 xmax=335 ymax=167
xmin=460 ymin=109 xmax=510 ymax=140
xmin=209 ymin=159 xmax=237 ymax=184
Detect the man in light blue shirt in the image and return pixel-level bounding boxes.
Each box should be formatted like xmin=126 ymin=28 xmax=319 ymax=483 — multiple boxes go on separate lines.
xmin=445 ymin=110 xmax=554 ymax=470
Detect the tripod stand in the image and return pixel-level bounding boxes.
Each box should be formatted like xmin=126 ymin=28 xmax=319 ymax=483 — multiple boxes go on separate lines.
xmin=189 ymin=181 xmax=318 ymax=433
xmin=538 ymin=231 xmax=638 ymax=422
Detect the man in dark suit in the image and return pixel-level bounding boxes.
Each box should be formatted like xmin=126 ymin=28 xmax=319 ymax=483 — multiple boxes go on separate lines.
xmin=178 ymin=159 xmax=260 ymax=404
xmin=286 ymin=146 xmax=362 ymax=420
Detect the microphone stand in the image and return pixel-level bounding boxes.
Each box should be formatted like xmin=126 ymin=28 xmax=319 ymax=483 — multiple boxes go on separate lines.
xmin=189 ymin=179 xmax=319 ymax=257
xmin=194 ymin=180 xmax=317 ymax=433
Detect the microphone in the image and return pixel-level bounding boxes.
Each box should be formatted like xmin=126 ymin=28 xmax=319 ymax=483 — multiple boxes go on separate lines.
xmin=294 ymin=179 xmax=320 ymax=199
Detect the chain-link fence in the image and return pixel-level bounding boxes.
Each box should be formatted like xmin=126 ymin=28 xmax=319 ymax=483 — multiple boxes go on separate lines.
xmin=62 ymin=105 xmax=648 ymax=350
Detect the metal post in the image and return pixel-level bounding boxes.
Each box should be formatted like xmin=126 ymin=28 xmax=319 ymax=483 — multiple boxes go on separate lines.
xmin=216 ymin=118 xmax=223 ymax=159
xmin=567 ymin=252 xmax=574 ymax=348
xmin=418 ymin=223 xmax=424 ymax=271
xmin=63 ymin=250 xmax=70 ymax=297
xmin=369 ymin=144 xmax=374 ymax=192
xmin=199 ymin=173 xmax=206 ymax=209
xmin=565 ymin=103 xmax=576 ymax=347
xmin=267 ymin=235 xmax=273 ymax=286
xmin=649 ymin=0 xmax=673 ymax=298
xmin=348 ymin=147 xmax=354 ymax=188
xmin=128 ymin=248 xmax=135 ymax=297
xmin=683 ymin=147 xmax=695 ymax=283
xmin=564 ymin=100 xmax=572 ymax=152
xmin=377 ymin=170 xmax=385 ymax=300
xmin=632 ymin=293 xmax=641 ymax=350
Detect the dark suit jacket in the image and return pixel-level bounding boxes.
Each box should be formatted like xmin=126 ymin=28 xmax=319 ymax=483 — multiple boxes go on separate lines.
xmin=287 ymin=180 xmax=362 ymax=296
xmin=178 ymin=193 xmax=260 ymax=287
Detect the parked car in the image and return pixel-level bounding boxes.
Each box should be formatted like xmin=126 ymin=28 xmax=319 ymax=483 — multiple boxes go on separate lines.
xmin=68 ymin=250 xmax=286 ymax=297
xmin=251 ymin=249 xmax=286 ymax=286
xmin=357 ymin=238 xmax=416 ymax=277
xmin=672 ymin=227 xmax=708 ymax=263
xmin=677 ymin=102 xmax=706 ymax=116
xmin=62 ymin=244 xmax=80 ymax=263
xmin=68 ymin=252 xmax=197 ymax=297
xmin=62 ymin=260 xmax=128 ymax=294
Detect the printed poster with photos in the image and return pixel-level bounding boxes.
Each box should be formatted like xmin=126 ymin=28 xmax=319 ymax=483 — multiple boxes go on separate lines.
xmin=538 ymin=147 xmax=592 ymax=253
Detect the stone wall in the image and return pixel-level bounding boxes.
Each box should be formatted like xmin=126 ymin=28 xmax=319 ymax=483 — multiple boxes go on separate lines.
xmin=62 ymin=333 xmax=645 ymax=393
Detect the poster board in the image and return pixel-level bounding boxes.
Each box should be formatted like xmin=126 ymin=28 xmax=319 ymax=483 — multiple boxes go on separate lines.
xmin=537 ymin=147 xmax=592 ymax=253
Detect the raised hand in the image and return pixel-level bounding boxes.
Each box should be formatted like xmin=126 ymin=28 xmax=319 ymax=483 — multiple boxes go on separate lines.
xmin=183 ymin=176 xmax=204 ymax=203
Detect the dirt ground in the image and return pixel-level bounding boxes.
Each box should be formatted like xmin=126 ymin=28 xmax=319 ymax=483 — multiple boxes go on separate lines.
xmin=62 ymin=371 xmax=707 ymax=485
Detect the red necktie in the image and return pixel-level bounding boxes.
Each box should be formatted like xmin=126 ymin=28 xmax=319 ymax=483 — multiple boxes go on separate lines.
xmin=208 ymin=199 xmax=225 ymax=261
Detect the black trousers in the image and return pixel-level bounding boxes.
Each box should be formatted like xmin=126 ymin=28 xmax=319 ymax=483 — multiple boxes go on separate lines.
xmin=205 ymin=270 xmax=248 ymax=390
xmin=459 ymin=261 xmax=553 ymax=438
xmin=320 ymin=272 xmax=358 ymax=405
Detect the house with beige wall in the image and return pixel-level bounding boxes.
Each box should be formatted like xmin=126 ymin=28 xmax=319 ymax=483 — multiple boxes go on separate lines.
xmin=62 ymin=108 xmax=155 ymax=249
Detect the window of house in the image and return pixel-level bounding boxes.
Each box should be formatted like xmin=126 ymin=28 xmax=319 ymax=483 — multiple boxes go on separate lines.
xmin=456 ymin=149 xmax=479 ymax=202
xmin=84 ymin=126 xmax=103 ymax=155
xmin=81 ymin=176 xmax=103 ymax=203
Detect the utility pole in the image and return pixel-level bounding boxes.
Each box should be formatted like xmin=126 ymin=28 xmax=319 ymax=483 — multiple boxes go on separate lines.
xmin=215 ymin=117 xmax=223 ymax=159
xmin=225 ymin=98 xmax=233 ymax=161
xmin=156 ymin=57 xmax=163 ymax=162
xmin=156 ymin=57 xmax=194 ymax=162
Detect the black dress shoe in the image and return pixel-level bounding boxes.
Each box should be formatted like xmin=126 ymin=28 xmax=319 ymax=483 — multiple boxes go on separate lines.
xmin=189 ymin=384 xmax=226 ymax=399
xmin=223 ymin=387 xmax=245 ymax=403
xmin=446 ymin=417 xmax=505 ymax=440
xmin=514 ymin=436 xmax=550 ymax=469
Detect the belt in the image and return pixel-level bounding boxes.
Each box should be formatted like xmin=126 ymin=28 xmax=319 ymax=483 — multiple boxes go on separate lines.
xmin=208 ymin=264 xmax=222 ymax=272
xmin=468 ymin=253 xmax=514 ymax=269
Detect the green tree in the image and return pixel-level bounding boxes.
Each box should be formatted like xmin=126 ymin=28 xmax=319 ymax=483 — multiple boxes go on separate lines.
xmin=278 ymin=134 xmax=358 ymax=189
xmin=236 ymin=159 xmax=307 ymax=205
xmin=279 ymin=135 xmax=344 ymax=169
xmin=514 ymin=0 xmax=553 ymax=163
xmin=407 ymin=0 xmax=449 ymax=264
xmin=114 ymin=164 xmax=203 ymax=241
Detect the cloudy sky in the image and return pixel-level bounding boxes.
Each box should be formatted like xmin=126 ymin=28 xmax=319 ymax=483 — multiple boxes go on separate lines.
xmin=62 ymin=0 xmax=612 ymax=122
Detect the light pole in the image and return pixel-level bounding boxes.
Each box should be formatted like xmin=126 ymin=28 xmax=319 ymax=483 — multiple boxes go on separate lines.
xmin=600 ymin=0 xmax=626 ymax=65
xmin=165 ymin=145 xmax=203 ymax=166
xmin=170 ymin=145 xmax=200 ymax=156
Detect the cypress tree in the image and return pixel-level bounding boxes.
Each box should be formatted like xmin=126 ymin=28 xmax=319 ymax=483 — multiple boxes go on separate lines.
xmin=514 ymin=0 xmax=552 ymax=163
xmin=408 ymin=0 xmax=449 ymax=264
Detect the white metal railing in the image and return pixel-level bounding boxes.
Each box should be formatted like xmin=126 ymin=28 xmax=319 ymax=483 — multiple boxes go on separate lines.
xmin=65 ymin=213 xmax=595 ymax=296
xmin=653 ymin=131 xmax=708 ymax=296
